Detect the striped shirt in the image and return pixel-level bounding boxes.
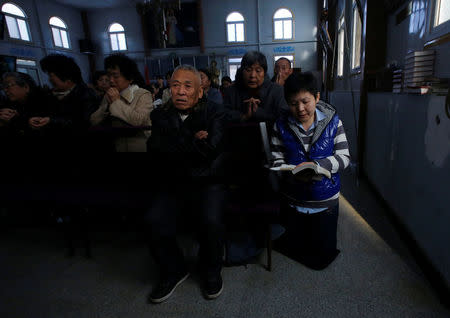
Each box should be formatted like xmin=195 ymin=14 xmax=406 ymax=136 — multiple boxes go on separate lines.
xmin=271 ymin=107 xmax=350 ymax=212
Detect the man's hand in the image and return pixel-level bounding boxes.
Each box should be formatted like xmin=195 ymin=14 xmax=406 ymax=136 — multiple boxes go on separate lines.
xmin=275 ymin=72 xmax=288 ymax=86
xmin=0 ymin=108 xmax=18 ymax=122
xmin=29 ymin=117 xmax=50 ymax=129
xmin=105 ymin=87 xmax=120 ymax=104
xmin=194 ymin=130 xmax=208 ymax=140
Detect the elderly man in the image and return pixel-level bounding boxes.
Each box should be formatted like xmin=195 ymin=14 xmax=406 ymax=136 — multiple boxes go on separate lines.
xmin=145 ymin=65 xmax=227 ymax=303
xmin=271 ymin=57 xmax=293 ymax=86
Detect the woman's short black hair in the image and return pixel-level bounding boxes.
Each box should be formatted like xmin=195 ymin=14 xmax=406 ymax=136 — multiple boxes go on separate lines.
xmin=40 ymin=54 xmax=82 ymax=83
xmin=221 ymin=76 xmax=232 ymax=84
xmin=284 ymin=71 xmax=319 ymax=100
xmin=240 ymin=51 xmax=268 ymax=73
xmin=104 ymin=54 xmax=145 ymax=87
xmin=93 ymin=70 xmax=107 ymax=83
xmin=2 ymin=72 xmax=37 ymax=91
xmin=198 ymin=68 xmax=212 ymax=80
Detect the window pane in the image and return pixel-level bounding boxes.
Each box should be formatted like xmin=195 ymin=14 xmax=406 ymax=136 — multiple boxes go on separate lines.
xmin=226 ymin=12 xmax=244 ymax=22
xmin=26 ymin=69 xmax=40 ymax=85
xmin=49 ymin=17 xmax=66 ymax=28
xmin=61 ymin=30 xmax=69 ymax=48
xmin=229 ymin=64 xmax=239 ymax=81
xmin=236 ymin=23 xmax=244 ymax=41
xmin=17 ymin=18 xmax=29 ymax=41
xmin=2 ymin=3 xmax=25 ymax=17
xmin=17 ymin=59 xmax=36 ymax=66
xmin=338 ymin=29 xmax=345 ymax=76
xmin=52 ymin=27 xmax=62 ymax=47
xmin=284 ymin=20 xmax=292 ymax=39
xmin=5 ymin=16 xmax=20 ymax=39
xmin=437 ymin=0 xmax=450 ymax=25
xmin=118 ymin=33 xmax=127 ymax=50
xmin=110 ymin=34 xmax=118 ymax=51
xmin=274 ymin=20 xmax=283 ymax=39
xmin=227 ymin=23 xmax=235 ymax=42
xmin=229 ymin=57 xmax=242 ymax=64
xmin=274 ymin=8 xmax=292 ymax=19
xmin=352 ymin=8 xmax=361 ymax=69
xmin=109 ymin=23 xmax=124 ymax=32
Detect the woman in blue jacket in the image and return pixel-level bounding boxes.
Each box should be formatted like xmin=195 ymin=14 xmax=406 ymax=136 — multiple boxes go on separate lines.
xmin=271 ymin=72 xmax=350 ymax=270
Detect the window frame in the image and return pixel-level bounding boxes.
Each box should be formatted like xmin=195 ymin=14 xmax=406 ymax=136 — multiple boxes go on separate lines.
xmin=1 ymin=2 xmax=32 ymax=42
xmin=49 ymin=16 xmax=71 ymax=50
xmin=225 ymin=12 xmax=246 ymax=44
xmin=350 ymin=0 xmax=362 ymax=73
xmin=433 ymin=0 xmax=450 ymax=28
xmin=108 ymin=22 xmax=128 ymax=52
xmin=337 ymin=15 xmax=345 ymax=78
xmin=425 ymin=0 xmax=450 ymax=45
xmin=272 ymin=7 xmax=294 ymax=41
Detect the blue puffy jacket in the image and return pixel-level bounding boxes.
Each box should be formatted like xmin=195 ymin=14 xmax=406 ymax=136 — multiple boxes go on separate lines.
xmin=275 ymin=102 xmax=340 ymax=203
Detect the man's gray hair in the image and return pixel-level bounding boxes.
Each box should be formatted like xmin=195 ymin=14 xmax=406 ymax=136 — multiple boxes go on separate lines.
xmin=172 ymin=64 xmax=201 ymax=84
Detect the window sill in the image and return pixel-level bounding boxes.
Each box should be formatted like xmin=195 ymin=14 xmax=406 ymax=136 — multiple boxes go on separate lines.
xmin=52 ymin=46 xmax=72 ymax=52
xmin=3 ymin=38 xmax=33 ymax=45
xmin=226 ymin=41 xmax=246 ymax=45
xmin=272 ymin=38 xmax=295 ymax=42
xmin=424 ymin=32 xmax=450 ymax=49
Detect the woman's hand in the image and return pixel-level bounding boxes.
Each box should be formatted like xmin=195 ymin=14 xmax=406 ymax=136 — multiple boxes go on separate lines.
xmin=194 ymin=130 xmax=208 ymax=140
xmin=105 ymin=87 xmax=120 ymax=104
xmin=0 ymin=108 xmax=18 ymax=122
xmin=242 ymin=97 xmax=261 ymax=120
xmin=275 ymin=72 xmax=289 ymax=86
xmin=29 ymin=117 xmax=50 ymax=129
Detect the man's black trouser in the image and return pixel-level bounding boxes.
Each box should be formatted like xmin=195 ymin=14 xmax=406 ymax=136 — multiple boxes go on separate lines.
xmin=144 ymin=182 xmax=226 ymax=278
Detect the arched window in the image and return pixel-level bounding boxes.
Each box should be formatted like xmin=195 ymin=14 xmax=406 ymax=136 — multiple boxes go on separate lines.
xmin=273 ymin=8 xmax=293 ymax=40
xmin=108 ymin=23 xmax=127 ymax=51
xmin=49 ymin=17 xmax=70 ymax=49
xmin=226 ymin=12 xmax=245 ymax=43
xmin=1 ymin=2 xmax=31 ymax=41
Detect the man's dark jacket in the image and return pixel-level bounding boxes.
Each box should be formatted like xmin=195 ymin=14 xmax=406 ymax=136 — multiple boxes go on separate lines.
xmin=147 ymin=99 xmax=226 ymax=181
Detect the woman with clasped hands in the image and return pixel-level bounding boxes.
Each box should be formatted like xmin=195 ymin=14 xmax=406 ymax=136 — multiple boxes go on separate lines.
xmin=90 ymin=54 xmax=153 ymax=152
xmin=223 ymin=51 xmax=288 ymax=126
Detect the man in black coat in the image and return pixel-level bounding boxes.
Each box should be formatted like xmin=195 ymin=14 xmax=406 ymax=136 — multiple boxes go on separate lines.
xmin=146 ymin=65 xmax=226 ymax=303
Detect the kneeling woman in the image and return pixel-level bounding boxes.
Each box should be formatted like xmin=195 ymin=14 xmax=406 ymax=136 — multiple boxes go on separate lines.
xmin=271 ymin=72 xmax=350 ymax=270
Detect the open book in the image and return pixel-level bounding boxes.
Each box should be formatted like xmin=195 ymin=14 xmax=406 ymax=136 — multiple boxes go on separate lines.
xmin=270 ymin=162 xmax=331 ymax=180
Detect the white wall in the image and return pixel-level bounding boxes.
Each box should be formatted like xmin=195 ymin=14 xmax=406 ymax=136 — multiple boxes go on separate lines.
xmin=364 ymin=93 xmax=450 ymax=288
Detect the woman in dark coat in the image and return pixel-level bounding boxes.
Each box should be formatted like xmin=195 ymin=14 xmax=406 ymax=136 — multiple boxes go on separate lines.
xmin=223 ymin=51 xmax=288 ymax=126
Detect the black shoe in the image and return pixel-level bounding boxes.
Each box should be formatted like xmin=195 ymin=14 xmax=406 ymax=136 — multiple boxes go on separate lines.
xmin=203 ymin=273 xmax=223 ymax=299
xmin=149 ymin=271 xmax=189 ymax=303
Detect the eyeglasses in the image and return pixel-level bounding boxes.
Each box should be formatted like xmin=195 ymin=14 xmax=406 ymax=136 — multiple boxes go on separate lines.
xmin=2 ymin=82 xmax=18 ymax=89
